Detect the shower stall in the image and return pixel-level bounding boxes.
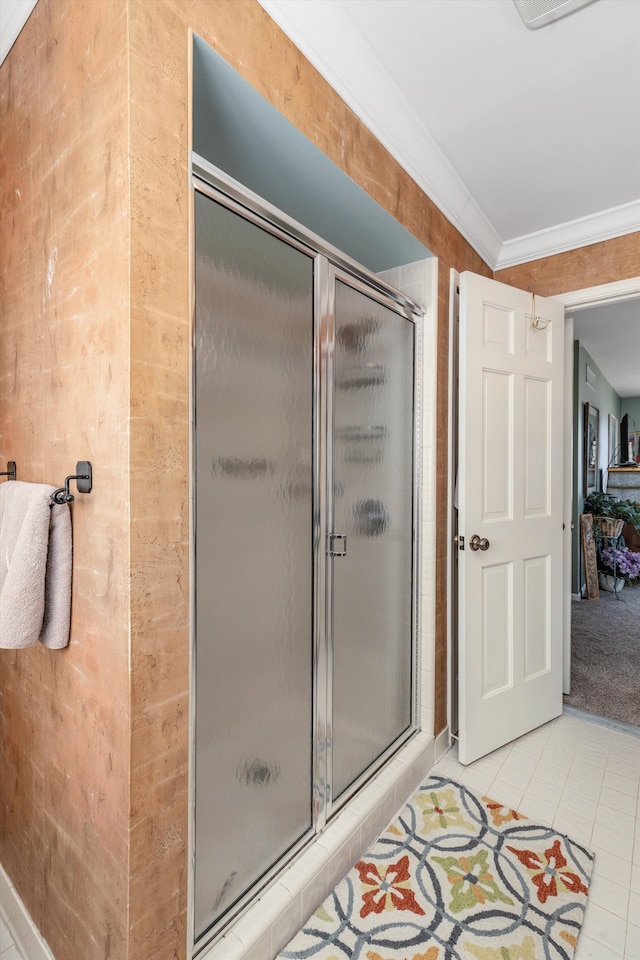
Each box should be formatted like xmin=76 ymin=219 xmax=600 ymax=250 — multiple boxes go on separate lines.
xmin=192 ymin=172 xmax=421 ymax=950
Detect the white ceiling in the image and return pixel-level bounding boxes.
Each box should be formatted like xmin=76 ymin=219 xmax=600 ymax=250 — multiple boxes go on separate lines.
xmin=2 ymin=0 xmax=638 ymax=397
xmin=257 ymin=0 xmax=640 ymax=397
xmin=0 ymin=0 xmax=37 ymax=65
xmin=259 ymin=0 xmax=640 ymax=270
xmin=572 ymin=298 xmax=639 ymax=398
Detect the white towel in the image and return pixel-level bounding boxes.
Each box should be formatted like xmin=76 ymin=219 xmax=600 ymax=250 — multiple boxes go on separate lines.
xmin=0 ymin=481 xmax=72 ymax=649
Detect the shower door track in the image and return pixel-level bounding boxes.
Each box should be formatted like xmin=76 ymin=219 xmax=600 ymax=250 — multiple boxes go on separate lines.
xmin=191 ymin=153 xmax=423 ymax=319
xmin=190 ymin=155 xmax=422 ymax=955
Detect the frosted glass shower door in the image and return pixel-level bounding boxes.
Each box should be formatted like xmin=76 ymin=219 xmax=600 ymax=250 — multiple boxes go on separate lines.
xmin=331 ymin=277 xmax=416 ymax=802
xmin=194 ymin=192 xmax=315 ymax=940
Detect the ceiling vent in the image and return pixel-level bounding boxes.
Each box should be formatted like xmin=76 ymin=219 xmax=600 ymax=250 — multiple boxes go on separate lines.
xmin=513 ymin=0 xmax=598 ymax=29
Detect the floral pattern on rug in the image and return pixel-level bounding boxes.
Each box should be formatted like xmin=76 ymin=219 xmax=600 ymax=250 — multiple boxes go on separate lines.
xmin=278 ymin=776 xmax=594 ymax=960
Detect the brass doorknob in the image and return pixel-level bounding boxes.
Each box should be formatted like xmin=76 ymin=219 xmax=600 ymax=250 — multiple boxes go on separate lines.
xmin=469 ymin=534 xmax=490 ymax=551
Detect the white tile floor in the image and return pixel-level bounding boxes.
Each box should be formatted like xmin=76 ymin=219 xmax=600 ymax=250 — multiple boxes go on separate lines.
xmin=431 ymin=710 xmax=640 ymax=960
xmin=0 ymin=919 xmax=21 ymax=960
xmin=1 ymin=710 xmax=638 ymax=960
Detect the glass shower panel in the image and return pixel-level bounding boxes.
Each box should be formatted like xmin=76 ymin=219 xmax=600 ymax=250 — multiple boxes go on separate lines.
xmin=331 ymin=279 xmax=415 ymax=801
xmin=194 ymin=193 xmax=314 ymax=939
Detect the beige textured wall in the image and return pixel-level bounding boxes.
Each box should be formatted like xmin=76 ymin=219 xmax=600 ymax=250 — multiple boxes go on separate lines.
xmin=0 ymin=1 xmax=131 ymax=958
xmin=494 ymin=233 xmax=640 ymax=295
xmin=4 ymin=2 xmax=637 ymax=960
xmin=127 ymin=0 xmax=190 ymax=955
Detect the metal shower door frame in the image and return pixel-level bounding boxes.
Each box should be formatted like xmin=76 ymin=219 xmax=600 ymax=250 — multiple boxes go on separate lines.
xmin=190 ymin=156 xmax=423 ymax=952
xmin=313 ymin=258 xmax=422 ymax=828
xmin=321 ymin=263 xmax=421 ymax=824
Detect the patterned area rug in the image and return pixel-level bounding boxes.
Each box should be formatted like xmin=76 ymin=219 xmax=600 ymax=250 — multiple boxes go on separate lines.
xmin=278 ymin=776 xmax=594 ymax=960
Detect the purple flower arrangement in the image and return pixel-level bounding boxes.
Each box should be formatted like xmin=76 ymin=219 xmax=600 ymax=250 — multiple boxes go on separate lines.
xmin=599 ymin=543 xmax=640 ymax=583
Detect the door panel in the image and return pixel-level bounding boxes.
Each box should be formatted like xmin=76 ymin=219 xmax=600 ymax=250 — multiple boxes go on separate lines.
xmin=524 ymin=377 xmax=550 ymax=515
xmin=458 ymin=272 xmax=564 ymax=765
xmin=524 ymin=556 xmax=550 ymax=678
xmin=483 ymin=302 xmax=515 ymax=354
xmin=194 ymin=192 xmax=315 ymax=938
xmin=481 ymin=562 xmax=512 ymax=697
xmin=331 ymin=277 xmax=415 ymax=802
xmin=482 ymin=370 xmax=513 ymax=520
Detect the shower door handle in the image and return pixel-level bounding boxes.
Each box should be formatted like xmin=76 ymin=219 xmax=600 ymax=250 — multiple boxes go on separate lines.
xmin=328 ymin=534 xmax=347 ymax=557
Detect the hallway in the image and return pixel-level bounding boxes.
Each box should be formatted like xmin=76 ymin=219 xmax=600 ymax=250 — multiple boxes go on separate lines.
xmin=565 ymin=584 xmax=640 ymax=726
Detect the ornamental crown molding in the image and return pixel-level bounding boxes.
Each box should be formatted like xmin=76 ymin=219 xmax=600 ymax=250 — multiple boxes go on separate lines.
xmin=259 ymin=0 xmax=640 ymax=271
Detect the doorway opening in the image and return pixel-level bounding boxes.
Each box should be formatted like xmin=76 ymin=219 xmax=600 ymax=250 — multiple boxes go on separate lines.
xmin=560 ymin=290 xmax=640 ymax=730
xmin=447 ymin=273 xmax=640 ymax=758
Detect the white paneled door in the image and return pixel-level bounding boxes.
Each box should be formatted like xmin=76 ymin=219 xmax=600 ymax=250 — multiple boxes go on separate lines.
xmin=457 ymin=273 xmax=565 ymax=764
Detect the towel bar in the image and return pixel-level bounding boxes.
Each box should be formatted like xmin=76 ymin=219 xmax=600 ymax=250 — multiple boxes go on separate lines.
xmin=0 ymin=461 xmax=17 ymax=481
xmin=51 ymin=461 xmax=92 ymax=504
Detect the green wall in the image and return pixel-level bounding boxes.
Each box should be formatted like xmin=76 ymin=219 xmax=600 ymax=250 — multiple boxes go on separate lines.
xmin=621 ymin=398 xmax=640 ymax=421
xmin=572 ymin=342 xmax=622 ymax=592
xmin=621 ymin=397 xmax=640 ymax=461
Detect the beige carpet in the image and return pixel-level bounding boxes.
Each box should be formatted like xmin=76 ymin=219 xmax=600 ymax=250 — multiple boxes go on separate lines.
xmin=564 ymin=581 xmax=640 ymax=726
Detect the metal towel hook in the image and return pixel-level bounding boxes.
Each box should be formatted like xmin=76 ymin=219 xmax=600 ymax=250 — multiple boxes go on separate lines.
xmin=51 ymin=461 xmax=92 ymax=504
xmin=0 ymin=461 xmax=17 ymax=481
xmin=530 ymin=291 xmax=550 ymax=330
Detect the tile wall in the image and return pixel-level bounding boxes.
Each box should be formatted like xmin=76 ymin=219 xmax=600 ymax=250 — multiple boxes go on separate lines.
xmin=378 ymin=259 xmax=438 ymax=734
